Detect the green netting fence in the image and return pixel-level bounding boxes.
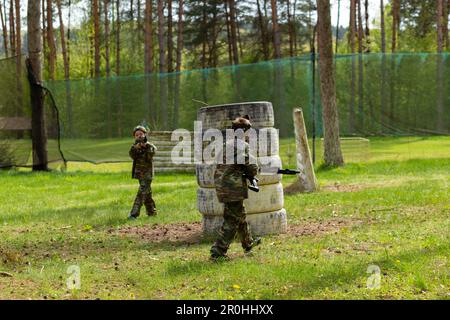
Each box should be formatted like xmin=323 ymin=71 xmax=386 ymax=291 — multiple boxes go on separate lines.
xmin=0 ymin=56 xmax=65 ymax=169
xmin=1 ymin=53 xmax=449 ymax=167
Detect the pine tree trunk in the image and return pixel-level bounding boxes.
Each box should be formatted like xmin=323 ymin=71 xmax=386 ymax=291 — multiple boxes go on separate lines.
xmin=348 ymin=0 xmax=356 ymax=51
xmin=167 ymin=0 xmax=173 ymax=73
xmin=56 ymin=0 xmax=69 ymax=79
xmin=389 ymin=0 xmax=400 ymax=129
xmin=224 ymin=1 xmax=233 ymax=65
xmin=116 ymin=0 xmax=123 ymax=136
xmin=349 ymin=0 xmax=356 ymax=134
xmin=167 ymin=0 xmax=173 ymax=129
xmin=256 ymin=0 xmax=269 ymax=60
xmin=0 ymin=2 xmax=8 ymax=57
xmin=263 ymin=0 xmax=271 ymax=57
xmin=56 ymin=0 xmax=73 ymax=138
xmin=380 ymin=0 xmax=385 ymax=53
xmin=201 ymin=1 xmax=207 ymax=101
xmin=210 ymin=4 xmax=218 ymax=67
xmin=158 ymin=0 xmax=167 ymax=128
xmin=444 ymin=0 xmax=449 ymax=50
xmin=228 ymin=0 xmax=239 ymax=65
xmin=436 ymin=0 xmax=444 ymax=132
xmin=391 ymin=0 xmax=399 ymax=53
xmin=158 ymin=0 xmax=165 ymax=73
xmin=357 ymin=0 xmax=364 ymax=131
xmin=144 ymin=0 xmax=152 ymax=73
xmin=144 ymin=0 xmax=154 ymax=128
xmin=41 ymin=0 xmax=46 ymax=72
xmin=104 ymin=0 xmax=112 ymax=137
xmin=93 ymin=0 xmax=100 ymax=77
xmin=175 ymin=0 xmax=183 ymax=72
xmin=293 ymin=0 xmax=297 ymax=53
xmin=335 ymin=0 xmax=340 ymax=54
xmin=130 ymin=0 xmax=133 ymax=20
xmin=316 ymin=0 xmax=344 ymax=167
xmin=89 ymin=4 xmax=94 ymax=78
xmin=9 ymin=0 xmax=14 ymax=56
xmin=235 ymin=7 xmax=243 ymax=59
xmin=437 ymin=0 xmax=444 ymax=53
xmin=28 ymin=0 xmax=48 ymax=171
xmin=380 ymin=0 xmax=387 ymax=134
xmin=357 ymin=0 xmax=363 ymax=53
xmin=137 ymin=0 xmax=141 ymax=31
xmin=104 ymin=0 xmax=110 ymax=77
xmin=173 ymin=0 xmax=183 ymax=128
xmin=287 ymin=0 xmax=294 ymax=57
xmin=46 ymin=0 xmax=56 ymax=80
xmin=287 ymin=0 xmax=296 ymax=78
xmin=14 ymin=0 xmax=22 ymax=134
xmin=14 ymin=0 xmax=20 ymax=58
xmin=364 ymin=0 xmax=370 ymax=52
xmin=270 ymin=0 xmax=281 ymax=59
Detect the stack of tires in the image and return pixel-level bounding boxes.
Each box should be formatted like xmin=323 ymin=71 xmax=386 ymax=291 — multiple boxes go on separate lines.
xmin=148 ymin=131 xmax=195 ymax=173
xmin=196 ymin=101 xmax=287 ymax=236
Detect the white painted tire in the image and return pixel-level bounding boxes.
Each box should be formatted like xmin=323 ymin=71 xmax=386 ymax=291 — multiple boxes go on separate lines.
xmin=202 ymin=208 xmax=287 ymax=236
xmin=200 ymin=127 xmax=280 ymax=157
xmin=197 ymin=182 xmax=284 ymax=215
xmin=197 ymin=101 xmax=275 ymax=130
xmin=196 ymin=155 xmax=282 ymax=188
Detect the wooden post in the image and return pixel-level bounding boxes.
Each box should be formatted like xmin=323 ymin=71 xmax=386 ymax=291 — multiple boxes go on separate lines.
xmin=285 ymin=108 xmax=317 ymax=194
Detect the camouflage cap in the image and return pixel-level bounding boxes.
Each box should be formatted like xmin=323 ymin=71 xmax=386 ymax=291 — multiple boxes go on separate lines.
xmin=133 ymin=125 xmax=148 ymax=135
xmin=231 ymin=115 xmax=252 ymax=131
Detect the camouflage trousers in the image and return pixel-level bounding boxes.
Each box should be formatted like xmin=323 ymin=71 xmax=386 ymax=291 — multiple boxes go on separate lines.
xmin=130 ymin=178 xmax=156 ymax=217
xmin=210 ymin=201 xmax=253 ymax=257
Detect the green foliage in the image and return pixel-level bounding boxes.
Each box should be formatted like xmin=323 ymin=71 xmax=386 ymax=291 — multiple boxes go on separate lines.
xmin=400 ymin=0 xmax=437 ymax=38
xmin=339 ymin=0 xmax=448 ymax=54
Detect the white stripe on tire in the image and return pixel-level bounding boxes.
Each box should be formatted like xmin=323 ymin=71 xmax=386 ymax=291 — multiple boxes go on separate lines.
xmin=202 ymin=208 xmax=287 ymax=236
xmin=197 ymin=182 xmax=284 ymax=215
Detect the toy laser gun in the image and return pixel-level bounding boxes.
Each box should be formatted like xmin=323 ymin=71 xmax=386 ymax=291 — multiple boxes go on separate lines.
xmin=244 ymin=168 xmax=300 ymax=192
xmin=135 ymin=135 xmax=148 ymax=144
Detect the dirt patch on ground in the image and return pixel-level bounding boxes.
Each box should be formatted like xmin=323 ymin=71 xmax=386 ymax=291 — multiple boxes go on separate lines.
xmin=321 ymin=183 xmax=368 ymax=193
xmin=285 ymin=218 xmax=364 ymax=238
xmin=0 ymin=278 xmax=40 ymax=299
xmin=111 ymin=222 xmax=204 ymax=244
xmin=112 ymin=217 xmax=366 ymax=244
xmin=285 ymin=182 xmax=369 ymax=194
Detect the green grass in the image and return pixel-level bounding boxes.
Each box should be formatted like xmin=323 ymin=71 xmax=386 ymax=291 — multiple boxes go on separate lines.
xmin=0 ymin=137 xmax=449 ymax=299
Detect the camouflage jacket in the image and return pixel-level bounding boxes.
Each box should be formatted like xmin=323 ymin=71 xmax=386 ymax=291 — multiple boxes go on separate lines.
xmin=129 ymin=142 xmax=157 ymax=179
xmin=214 ymin=139 xmax=259 ymax=203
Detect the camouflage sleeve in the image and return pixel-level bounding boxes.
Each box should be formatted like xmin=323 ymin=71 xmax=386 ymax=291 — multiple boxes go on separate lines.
xmin=129 ymin=144 xmax=139 ymax=160
xmin=244 ymin=163 xmax=259 ymax=178
xmin=244 ymin=143 xmax=259 ymax=177
xmin=146 ymin=143 xmax=156 ymax=156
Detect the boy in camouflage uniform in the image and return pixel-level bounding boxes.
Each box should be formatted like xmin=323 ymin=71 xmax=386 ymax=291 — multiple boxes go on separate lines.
xmin=210 ymin=116 xmax=262 ymax=260
xmin=128 ymin=125 xmax=157 ymax=219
